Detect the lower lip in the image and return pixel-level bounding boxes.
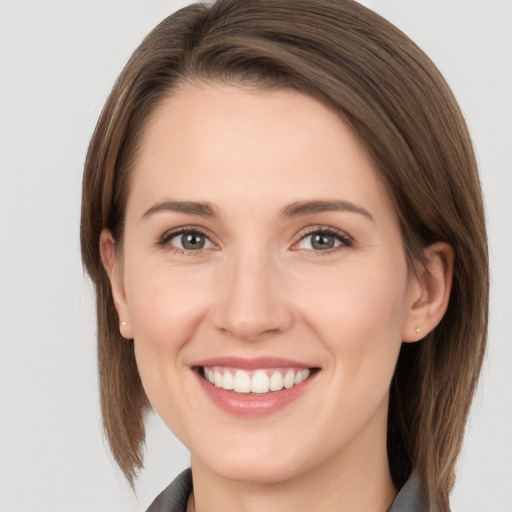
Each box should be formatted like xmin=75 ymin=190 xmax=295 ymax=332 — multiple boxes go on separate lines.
xmin=194 ymin=369 xmax=317 ymax=418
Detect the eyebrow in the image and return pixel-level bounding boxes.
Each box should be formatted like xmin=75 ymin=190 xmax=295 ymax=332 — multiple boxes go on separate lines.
xmin=142 ymin=200 xmax=219 ymax=220
xmin=279 ymin=200 xmax=374 ymax=221
xmin=141 ymin=199 xmax=374 ymax=222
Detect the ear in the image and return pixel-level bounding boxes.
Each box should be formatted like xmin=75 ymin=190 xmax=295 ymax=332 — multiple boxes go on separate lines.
xmin=99 ymin=229 xmax=133 ymax=339
xmin=402 ymin=242 xmax=454 ymax=343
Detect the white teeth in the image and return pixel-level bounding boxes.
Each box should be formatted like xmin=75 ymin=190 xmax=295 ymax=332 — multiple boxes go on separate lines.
xmin=283 ymin=369 xmax=295 ymax=389
xmin=251 ymin=370 xmax=270 ymax=393
xmin=295 ymin=369 xmax=311 ymax=385
xmin=269 ymin=371 xmax=284 ymax=391
xmin=222 ymin=371 xmax=234 ymax=390
xmin=204 ymin=367 xmax=312 ymax=394
xmin=233 ymin=370 xmax=251 ymax=393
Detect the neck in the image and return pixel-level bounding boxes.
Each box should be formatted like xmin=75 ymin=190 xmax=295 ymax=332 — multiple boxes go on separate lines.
xmin=189 ymin=411 xmax=397 ymax=512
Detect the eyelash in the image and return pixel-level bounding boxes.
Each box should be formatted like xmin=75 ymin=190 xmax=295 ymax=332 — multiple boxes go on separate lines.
xmin=157 ymin=227 xmax=214 ymax=257
xmin=295 ymin=226 xmax=353 ymax=256
xmin=157 ymin=225 xmax=353 ymax=257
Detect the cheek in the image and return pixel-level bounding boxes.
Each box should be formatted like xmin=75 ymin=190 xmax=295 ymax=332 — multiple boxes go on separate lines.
xmin=126 ymin=260 xmax=211 ymax=346
xmin=298 ymin=258 xmax=408 ymax=380
xmin=293 ymin=261 xmax=408 ymax=445
xmin=302 ymin=258 xmax=407 ymax=334
xmin=125 ymin=264 xmax=212 ymax=404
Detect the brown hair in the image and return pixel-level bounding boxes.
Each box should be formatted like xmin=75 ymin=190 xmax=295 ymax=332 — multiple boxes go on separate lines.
xmin=80 ymin=0 xmax=488 ymax=509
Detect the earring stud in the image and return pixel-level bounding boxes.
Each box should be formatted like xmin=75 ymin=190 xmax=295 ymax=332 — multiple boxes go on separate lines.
xmin=415 ymin=327 xmax=421 ymax=334
xmin=120 ymin=321 xmax=128 ymax=327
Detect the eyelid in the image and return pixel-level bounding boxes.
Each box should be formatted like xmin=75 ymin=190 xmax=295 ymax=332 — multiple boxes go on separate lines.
xmin=158 ymin=226 xmax=218 ymax=254
xmin=291 ymin=225 xmax=354 ymax=253
xmin=157 ymin=224 xmax=353 ymax=256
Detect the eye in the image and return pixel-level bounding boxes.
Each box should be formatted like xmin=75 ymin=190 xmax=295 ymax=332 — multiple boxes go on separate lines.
xmin=161 ymin=229 xmax=215 ymax=252
xmin=295 ymin=228 xmax=352 ymax=252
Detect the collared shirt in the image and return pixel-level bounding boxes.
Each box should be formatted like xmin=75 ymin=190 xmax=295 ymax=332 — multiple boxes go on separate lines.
xmin=146 ymin=468 xmax=428 ymax=511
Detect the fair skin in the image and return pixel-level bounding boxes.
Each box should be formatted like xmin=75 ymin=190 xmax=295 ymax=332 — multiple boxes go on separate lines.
xmin=101 ymin=83 xmax=453 ymax=512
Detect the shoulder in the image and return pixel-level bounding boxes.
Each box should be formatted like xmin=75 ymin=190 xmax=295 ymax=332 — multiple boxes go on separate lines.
xmin=145 ymin=468 xmax=193 ymax=512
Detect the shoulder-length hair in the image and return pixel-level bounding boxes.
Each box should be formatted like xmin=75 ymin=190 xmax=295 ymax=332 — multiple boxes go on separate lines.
xmin=80 ymin=1 xmax=488 ymax=509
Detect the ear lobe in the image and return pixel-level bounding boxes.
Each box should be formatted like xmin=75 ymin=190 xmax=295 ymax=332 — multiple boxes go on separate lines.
xmin=402 ymin=242 xmax=454 ymax=343
xmin=99 ymin=229 xmax=133 ymax=339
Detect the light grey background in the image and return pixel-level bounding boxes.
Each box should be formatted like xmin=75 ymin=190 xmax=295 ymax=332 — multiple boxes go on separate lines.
xmin=0 ymin=1 xmax=510 ymax=511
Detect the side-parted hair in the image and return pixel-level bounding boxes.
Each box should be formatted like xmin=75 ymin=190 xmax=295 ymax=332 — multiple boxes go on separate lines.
xmin=80 ymin=1 xmax=488 ymax=510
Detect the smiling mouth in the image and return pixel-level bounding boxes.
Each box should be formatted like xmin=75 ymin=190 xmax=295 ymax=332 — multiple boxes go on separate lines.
xmin=197 ymin=366 xmax=319 ymax=395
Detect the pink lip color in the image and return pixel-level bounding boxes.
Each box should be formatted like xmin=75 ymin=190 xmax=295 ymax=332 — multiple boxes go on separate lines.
xmin=192 ymin=357 xmax=318 ymax=418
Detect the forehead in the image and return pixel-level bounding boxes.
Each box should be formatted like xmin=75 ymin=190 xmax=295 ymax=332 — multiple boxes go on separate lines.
xmin=127 ymin=82 xmax=393 ymax=220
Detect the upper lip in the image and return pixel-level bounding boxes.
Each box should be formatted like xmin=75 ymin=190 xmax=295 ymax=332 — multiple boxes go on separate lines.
xmin=193 ymin=356 xmax=316 ymax=370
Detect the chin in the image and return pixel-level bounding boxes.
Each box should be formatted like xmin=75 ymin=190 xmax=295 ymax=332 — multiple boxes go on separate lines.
xmin=213 ymin=457 xmax=303 ymax=485
xmin=194 ymin=437 xmax=316 ymax=485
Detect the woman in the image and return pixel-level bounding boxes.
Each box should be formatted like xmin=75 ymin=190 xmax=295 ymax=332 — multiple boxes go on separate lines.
xmin=80 ymin=0 xmax=488 ymax=511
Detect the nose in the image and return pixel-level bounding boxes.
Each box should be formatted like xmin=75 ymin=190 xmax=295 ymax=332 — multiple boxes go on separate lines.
xmin=211 ymin=250 xmax=294 ymax=341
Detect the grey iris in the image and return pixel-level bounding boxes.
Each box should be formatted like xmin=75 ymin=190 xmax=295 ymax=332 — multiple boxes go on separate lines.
xmin=182 ymin=233 xmax=205 ymax=250
xmin=311 ymin=233 xmax=335 ymax=250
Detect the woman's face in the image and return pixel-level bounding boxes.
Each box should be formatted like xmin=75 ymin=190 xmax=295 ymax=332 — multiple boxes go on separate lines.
xmin=109 ymin=83 xmax=421 ymax=484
